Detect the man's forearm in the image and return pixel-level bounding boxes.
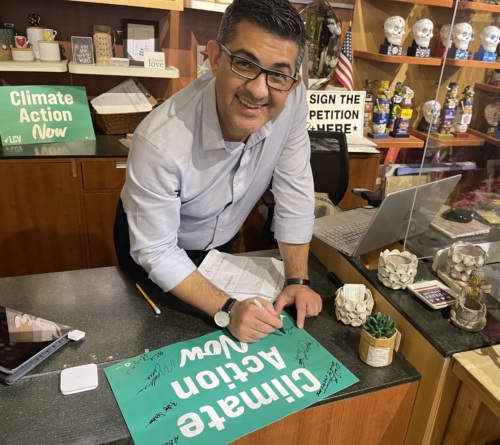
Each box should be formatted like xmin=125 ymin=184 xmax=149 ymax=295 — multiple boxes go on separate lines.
xmin=171 ymin=269 xmax=229 ymax=317
xmin=277 ymin=241 xmax=310 ymax=279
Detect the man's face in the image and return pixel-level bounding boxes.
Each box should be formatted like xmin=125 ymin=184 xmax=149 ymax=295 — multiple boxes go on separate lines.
xmin=208 ymin=21 xmax=300 ymax=142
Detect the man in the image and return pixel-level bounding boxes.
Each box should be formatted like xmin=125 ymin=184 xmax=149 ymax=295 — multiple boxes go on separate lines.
xmin=115 ymin=0 xmax=322 ymax=343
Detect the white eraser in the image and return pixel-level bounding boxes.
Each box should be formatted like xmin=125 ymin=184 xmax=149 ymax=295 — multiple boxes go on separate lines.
xmin=68 ymin=329 xmax=85 ymax=341
xmin=60 ymin=363 xmax=98 ymax=395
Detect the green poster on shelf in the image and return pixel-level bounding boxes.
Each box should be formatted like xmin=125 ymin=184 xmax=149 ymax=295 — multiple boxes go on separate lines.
xmin=0 ymin=85 xmax=95 ymax=146
xmin=104 ymin=313 xmax=359 ymax=445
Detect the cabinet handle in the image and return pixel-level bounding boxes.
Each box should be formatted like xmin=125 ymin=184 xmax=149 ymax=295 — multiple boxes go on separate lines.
xmin=116 ymin=162 xmax=127 ymax=169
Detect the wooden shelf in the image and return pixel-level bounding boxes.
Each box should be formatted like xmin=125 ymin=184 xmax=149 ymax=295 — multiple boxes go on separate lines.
xmin=474 ymin=82 xmax=500 ymax=94
xmin=366 ymin=134 xmax=425 ymax=150
xmin=0 ymin=59 xmax=68 ymax=72
xmin=68 ymin=62 xmax=179 ymax=78
xmin=385 ymin=0 xmax=500 ymax=11
xmin=184 ymin=0 xmax=228 ymax=12
xmin=410 ymin=129 xmax=486 ymax=147
xmin=354 ymin=51 xmax=442 ymax=66
xmin=67 ymin=0 xmax=184 ymax=10
xmin=457 ymin=0 xmax=500 ymax=13
xmin=444 ymin=59 xmax=500 ymax=69
xmin=385 ymin=0 xmax=454 ymax=7
xmin=467 ymin=128 xmax=500 ymax=147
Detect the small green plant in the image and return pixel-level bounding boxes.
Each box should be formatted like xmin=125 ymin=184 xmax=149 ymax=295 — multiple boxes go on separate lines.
xmin=363 ymin=312 xmax=396 ymax=339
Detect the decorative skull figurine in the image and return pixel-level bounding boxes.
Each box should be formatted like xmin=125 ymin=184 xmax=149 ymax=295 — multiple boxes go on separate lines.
xmin=384 ymin=16 xmax=406 ymax=46
xmin=484 ymin=102 xmax=500 ymax=127
xmin=452 ymin=23 xmax=474 ymax=51
xmin=422 ymin=100 xmax=441 ymax=124
xmin=440 ymin=24 xmax=453 ymax=49
xmin=480 ymin=25 xmax=500 ymax=53
xmin=412 ymin=18 xmax=434 ymax=48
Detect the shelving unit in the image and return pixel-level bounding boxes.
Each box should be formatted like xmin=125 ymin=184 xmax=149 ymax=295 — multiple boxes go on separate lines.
xmin=410 ymin=129 xmax=486 ymax=147
xmin=68 ymin=62 xmax=180 ymax=78
xmin=0 ymin=59 xmax=69 ymax=73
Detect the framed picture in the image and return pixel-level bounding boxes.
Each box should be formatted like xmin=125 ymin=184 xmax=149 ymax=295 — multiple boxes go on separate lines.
xmin=123 ymin=19 xmax=159 ymax=66
xmin=71 ymin=36 xmax=94 ymax=64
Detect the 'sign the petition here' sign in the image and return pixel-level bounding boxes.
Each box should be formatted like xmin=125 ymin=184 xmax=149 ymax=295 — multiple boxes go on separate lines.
xmin=0 ymin=85 xmax=95 ymax=146
xmin=105 ymin=313 xmax=359 ymax=445
xmin=307 ymin=90 xmax=366 ymax=135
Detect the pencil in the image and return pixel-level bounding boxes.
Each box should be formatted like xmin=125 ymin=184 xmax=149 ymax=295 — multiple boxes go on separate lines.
xmin=253 ymin=298 xmax=285 ymax=334
xmin=136 ymin=283 xmax=161 ymax=315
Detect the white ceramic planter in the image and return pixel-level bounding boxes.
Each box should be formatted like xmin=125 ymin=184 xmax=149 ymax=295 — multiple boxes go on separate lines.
xmin=377 ymin=249 xmax=418 ymax=290
xmin=445 ymin=241 xmax=487 ymax=283
xmin=335 ymin=286 xmax=374 ymax=327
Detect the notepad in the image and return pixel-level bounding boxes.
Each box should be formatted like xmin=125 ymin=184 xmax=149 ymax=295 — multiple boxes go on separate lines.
xmin=90 ymin=78 xmax=157 ymax=115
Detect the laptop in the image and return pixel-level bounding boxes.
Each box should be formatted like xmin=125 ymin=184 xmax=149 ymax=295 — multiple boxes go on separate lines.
xmin=313 ymin=175 xmax=461 ymax=257
xmin=0 ymin=306 xmax=72 ymax=385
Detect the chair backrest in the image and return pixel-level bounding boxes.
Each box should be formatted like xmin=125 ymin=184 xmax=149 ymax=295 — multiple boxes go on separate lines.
xmin=309 ymin=131 xmax=349 ymax=205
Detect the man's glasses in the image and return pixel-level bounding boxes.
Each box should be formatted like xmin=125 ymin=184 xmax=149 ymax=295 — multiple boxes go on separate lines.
xmin=220 ymin=44 xmax=297 ymax=92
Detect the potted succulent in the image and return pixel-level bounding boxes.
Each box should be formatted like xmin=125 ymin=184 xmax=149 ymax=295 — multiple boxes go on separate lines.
xmin=359 ymin=312 xmax=397 ymax=367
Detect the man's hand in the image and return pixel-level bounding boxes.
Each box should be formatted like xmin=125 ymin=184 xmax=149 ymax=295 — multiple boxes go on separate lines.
xmin=274 ymin=285 xmax=322 ymax=328
xmin=228 ymin=298 xmax=284 ymax=343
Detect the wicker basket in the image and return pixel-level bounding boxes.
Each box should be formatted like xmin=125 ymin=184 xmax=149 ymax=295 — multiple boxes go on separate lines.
xmin=92 ymin=110 xmax=150 ymax=135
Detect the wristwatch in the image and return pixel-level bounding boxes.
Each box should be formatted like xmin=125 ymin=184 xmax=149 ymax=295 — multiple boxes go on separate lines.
xmin=214 ymin=297 xmax=237 ymax=328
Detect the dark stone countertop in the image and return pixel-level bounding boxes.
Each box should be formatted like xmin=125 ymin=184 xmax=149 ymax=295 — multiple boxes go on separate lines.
xmin=0 ymin=134 xmax=129 ymax=159
xmin=0 ymin=254 xmax=419 ymax=445
xmin=340 ymin=240 xmax=500 ymax=358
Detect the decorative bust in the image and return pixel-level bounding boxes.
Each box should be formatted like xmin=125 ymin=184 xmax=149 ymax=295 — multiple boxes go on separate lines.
xmin=453 ymin=85 xmax=474 ymax=137
xmin=408 ymin=18 xmax=433 ymax=57
xmin=380 ymin=16 xmax=405 ymax=56
xmin=483 ymin=101 xmax=500 ymax=135
xmin=418 ymin=100 xmax=441 ymax=132
xmin=474 ymin=25 xmax=500 ymax=62
xmin=434 ymin=24 xmax=452 ymax=57
xmin=448 ymin=23 xmax=473 ymax=60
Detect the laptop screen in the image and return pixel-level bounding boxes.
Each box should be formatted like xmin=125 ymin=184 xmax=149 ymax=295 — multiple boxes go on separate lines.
xmin=0 ymin=306 xmax=72 ymax=374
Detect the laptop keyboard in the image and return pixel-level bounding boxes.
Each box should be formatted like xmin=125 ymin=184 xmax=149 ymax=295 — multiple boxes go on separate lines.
xmin=318 ymin=220 xmax=370 ymax=246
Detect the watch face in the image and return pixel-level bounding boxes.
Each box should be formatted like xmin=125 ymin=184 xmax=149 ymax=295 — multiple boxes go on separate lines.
xmin=214 ymin=311 xmax=230 ymax=328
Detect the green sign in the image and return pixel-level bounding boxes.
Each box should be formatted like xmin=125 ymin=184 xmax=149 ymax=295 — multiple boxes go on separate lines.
xmin=0 ymin=85 xmax=95 ymax=146
xmin=105 ymin=313 xmax=359 ymax=445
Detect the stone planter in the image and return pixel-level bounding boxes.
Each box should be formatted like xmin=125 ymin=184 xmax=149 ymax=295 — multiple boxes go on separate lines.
xmin=335 ymin=286 xmax=374 ymax=327
xmin=450 ymin=296 xmax=487 ymax=332
xmin=359 ymin=329 xmax=396 ymax=367
xmin=377 ymin=249 xmax=418 ymax=290
xmin=446 ymin=241 xmax=487 ymax=283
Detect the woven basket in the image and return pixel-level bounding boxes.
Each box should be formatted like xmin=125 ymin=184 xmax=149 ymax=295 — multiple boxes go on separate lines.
xmin=92 ymin=110 xmax=150 ymax=135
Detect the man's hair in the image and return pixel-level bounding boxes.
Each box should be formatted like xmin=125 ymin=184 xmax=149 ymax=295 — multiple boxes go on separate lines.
xmin=216 ymin=0 xmax=306 ymax=74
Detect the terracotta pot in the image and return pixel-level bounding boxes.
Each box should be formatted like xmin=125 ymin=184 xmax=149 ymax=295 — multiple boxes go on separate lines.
xmin=359 ymin=328 xmax=396 ymax=367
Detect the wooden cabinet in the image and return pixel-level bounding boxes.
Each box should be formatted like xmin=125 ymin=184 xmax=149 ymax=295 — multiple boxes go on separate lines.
xmin=0 ymin=159 xmax=86 ymax=278
xmin=79 ymin=159 xmax=126 ymax=268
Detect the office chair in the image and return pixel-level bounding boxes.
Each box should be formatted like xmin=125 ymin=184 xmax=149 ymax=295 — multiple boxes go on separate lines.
xmin=261 ymin=131 xmax=350 ymax=246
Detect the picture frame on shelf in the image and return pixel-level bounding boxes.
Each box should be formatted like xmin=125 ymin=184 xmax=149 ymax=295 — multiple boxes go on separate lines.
xmin=71 ymin=36 xmax=94 ymax=64
xmin=123 ymin=19 xmax=159 ymax=66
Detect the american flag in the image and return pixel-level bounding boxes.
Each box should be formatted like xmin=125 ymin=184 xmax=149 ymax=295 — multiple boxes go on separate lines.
xmin=334 ymin=24 xmax=353 ymax=91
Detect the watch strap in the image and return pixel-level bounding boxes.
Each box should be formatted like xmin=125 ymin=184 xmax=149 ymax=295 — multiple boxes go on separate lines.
xmin=220 ymin=297 xmax=237 ymax=314
xmin=284 ymin=278 xmax=310 ymax=287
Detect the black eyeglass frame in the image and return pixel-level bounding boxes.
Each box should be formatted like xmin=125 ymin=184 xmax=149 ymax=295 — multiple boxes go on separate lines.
xmin=219 ymin=44 xmax=298 ymax=92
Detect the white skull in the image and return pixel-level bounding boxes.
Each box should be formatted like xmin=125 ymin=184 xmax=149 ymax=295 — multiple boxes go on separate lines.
xmin=440 ymin=24 xmax=452 ymax=48
xmin=412 ymin=18 xmax=434 ymax=48
xmin=480 ymin=25 xmax=500 ymax=53
xmin=384 ymin=16 xmax=406 ymax=46
xmin=422 ymin=100 xmax=441 ymax=124
xmin=484 ymin=102 xmax=500 ymax=126
xmin=452 ymin=23 xmax=474 ymax=51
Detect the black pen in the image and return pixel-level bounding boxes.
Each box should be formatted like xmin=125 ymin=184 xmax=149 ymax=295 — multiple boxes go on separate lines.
xmin=253 ymin=298 xmax=286 ymax=334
